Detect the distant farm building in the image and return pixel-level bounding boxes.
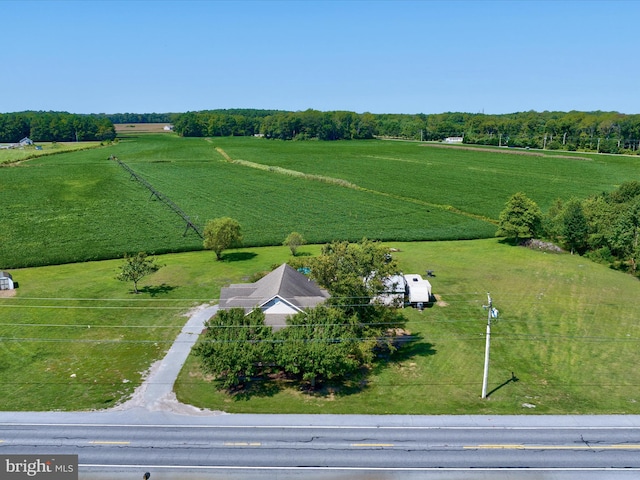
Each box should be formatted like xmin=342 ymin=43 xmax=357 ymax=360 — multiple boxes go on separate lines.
xmin=444 ymin=136 xmax=463 ymax=144
xmin=19 ymin=137 xmax=33 ymax=146
xmin=218 ymin=263 xmax=330 ymax=331
xmin=0 ymin=271 xmax=15 ymax=290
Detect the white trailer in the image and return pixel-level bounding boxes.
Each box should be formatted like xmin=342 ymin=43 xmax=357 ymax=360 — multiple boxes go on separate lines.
xmin=403 ymin=274 xmax=432 ymax=308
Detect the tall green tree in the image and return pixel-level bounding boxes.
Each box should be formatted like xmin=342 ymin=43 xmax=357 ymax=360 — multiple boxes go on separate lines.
xmin=496 ymin=192 xmax=542 ymax=243
xmin=116 ymin=252 xmax=161 ymax=293
xmin=274 ymin=306 xmax=361 ymax=388
xmin=308 ymin=239 xmax=398 ymax=318
xmin=302 ymin=239 xmax=408 ymax=344
xmin=562 ymin=199 xmax=589 ymax=254
xmin=283 ymin=231 xmax=306 ymax=256
xmin=582 ymin=194 xmax=617 ymax=250
xmin=195 ymin=308 xmax=273 ymax=389
xmin=542 ymin=198 xmax=565 ymax=243
xmin=203 ymin=217 xmax=243 ymax=260
xmin=609 ymin=199 xmax=640 ymax=274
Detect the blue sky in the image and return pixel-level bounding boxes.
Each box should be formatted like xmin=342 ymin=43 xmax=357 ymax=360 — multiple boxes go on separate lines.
xmin=1 ymin=0 xmax=638 ymax=115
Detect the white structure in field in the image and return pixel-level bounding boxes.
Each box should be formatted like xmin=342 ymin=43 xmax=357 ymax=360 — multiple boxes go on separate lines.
xmin=0 ymin=271 xmax=15 ymax=290
xmin=403 ymin=274 xmax=432 ymax=307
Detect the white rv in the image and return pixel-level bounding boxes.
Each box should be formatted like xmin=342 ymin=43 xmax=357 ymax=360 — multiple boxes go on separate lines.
xmin=403 ymin=274 xmax=432 ymax=309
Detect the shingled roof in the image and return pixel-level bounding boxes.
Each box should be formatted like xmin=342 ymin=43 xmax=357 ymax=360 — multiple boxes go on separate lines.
xmin=218 ymin=264 xmax=330 ymax=330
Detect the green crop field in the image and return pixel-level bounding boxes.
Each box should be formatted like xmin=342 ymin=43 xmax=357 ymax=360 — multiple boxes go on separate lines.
xmin=1 ymin=133 xmax=637 ymax=270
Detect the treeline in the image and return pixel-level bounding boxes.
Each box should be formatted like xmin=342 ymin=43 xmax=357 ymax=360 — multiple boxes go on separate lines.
xmin=4 ymin=109 xmax=639 ymax=154
xmin=498 ymin=182 xmax=640 ymax=276
xmin=0 ymin=112 xmax=116 ymax=143
xmin=106 ymin=112 xmax=178 ymax=124
xmin=173 ymin=109 xmax=376 ymax=140
xmin=172 ymin=109 xmax=640 ymax=154
xmin=544 ymin=181 xmax=640 ymax=274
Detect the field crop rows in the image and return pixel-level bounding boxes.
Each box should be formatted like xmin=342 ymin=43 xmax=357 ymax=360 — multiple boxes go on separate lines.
xmin=209 ymin=136 xmax=638 ymax=217
xmin=1 ymin=133 xmax=638 ymax=269
xmin=0 ymin=146 xmax=203 ymax=268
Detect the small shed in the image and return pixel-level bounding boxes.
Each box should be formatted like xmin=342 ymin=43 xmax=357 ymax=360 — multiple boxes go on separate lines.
xmin=0 ymin=271 xmax=15 ymax=290
xmin=19 ymin=137 xmax=33 ymax=146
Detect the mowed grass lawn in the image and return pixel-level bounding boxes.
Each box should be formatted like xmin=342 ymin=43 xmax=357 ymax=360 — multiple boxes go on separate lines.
xmin=2 ymin=134 xmax=638 ymax=269
xmin=175 ymin=240 xmax=640 ymax=414
xmin=2 ymin=239 xmax=640 ymax=412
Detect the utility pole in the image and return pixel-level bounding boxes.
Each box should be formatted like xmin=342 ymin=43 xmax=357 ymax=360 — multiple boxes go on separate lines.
xmin=481 ymin=293 xmax=497 ymax=399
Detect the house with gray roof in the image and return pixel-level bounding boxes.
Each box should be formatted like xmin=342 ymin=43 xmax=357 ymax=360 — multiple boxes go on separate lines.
xmin=218 ymin=263 xmax=330 ymax=330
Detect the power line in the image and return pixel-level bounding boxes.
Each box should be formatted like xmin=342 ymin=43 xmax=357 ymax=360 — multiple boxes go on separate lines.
xmin=0 ymin=305 xmax=192 ymax=310
xmin=2 ymin=333 xmax=640 ymax=345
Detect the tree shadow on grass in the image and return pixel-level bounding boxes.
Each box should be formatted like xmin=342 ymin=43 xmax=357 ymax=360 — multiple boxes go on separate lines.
xmin=316 ymin=368 xmax=373 ymax=398
xmin=215 ymin=336 xmax=437 ymax=401
xmin=497 ymin=238 xmax=519 ymax=246
xmin=391 ymin=335 xmax=437 ymax=363
xmin=138 ymin=283 xmax=177 ymax=297
xmin=311 ymin=336 xmax=437 ymax=399
xmin=223 ymin=252 xmax=258 ymax=262
xmin=229 ymin=376 xmax=283 ymax=401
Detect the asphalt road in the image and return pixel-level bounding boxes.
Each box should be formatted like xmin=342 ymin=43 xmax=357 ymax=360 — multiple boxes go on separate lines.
xmin=3 ymin=413 xmax=640 ymax=479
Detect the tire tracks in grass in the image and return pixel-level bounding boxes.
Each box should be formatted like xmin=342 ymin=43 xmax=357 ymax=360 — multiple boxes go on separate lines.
xmin=212 ymin=144 xmax=497 ymax=226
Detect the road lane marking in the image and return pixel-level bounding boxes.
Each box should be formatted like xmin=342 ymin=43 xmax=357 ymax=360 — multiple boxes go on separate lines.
xmin=467 ymin=444 xmax=640 ymax=450
xmin=89 ymin=441 xmax=131 ymax=445
xmin=81 ymin=464 xmax=640 ymax=472
xmin=351 ymin=443 xmax=394 ymax=447
xmin=223 ymin=442 xmax=261 ymax=446
xmin=9 ymin=422 xmax=640 ymax=431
